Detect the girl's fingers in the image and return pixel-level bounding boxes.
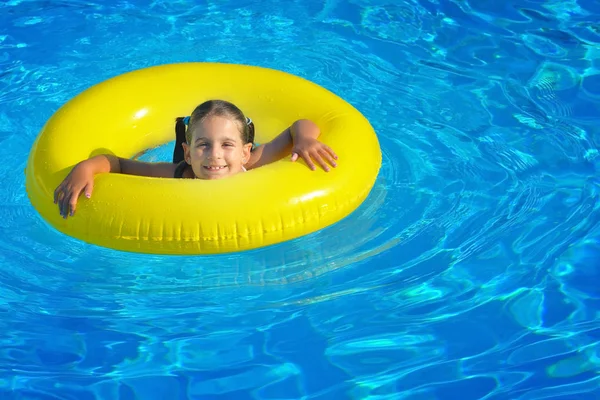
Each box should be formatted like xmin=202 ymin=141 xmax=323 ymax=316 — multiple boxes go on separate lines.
xmin=69 ymin=186 xmax=86 ymax=217
xmin=323 ymin=145 xmax=338 ymax=160
xmin=319 ymin=148 xmax=337 ymax=168
xmin=54 ymin=184 xmax=63 ymax=204
xmin=56 ymin=181 xmax=94 ymax=218
xmin=311 ymin=151 xmax=330 ymax=171
xmin=64 ymin=193 xmax=72 ymax=218
xmin=59 ymin=195 xmax=67 ymax=218
xmin=83 ymin=181 xmax=94 ymax=199
xmin=300 ymin=151 xmax=316 ymax=170
xmin=69 ymin=193 xmax=77 ymax=217
xmin=60 ymin=188 xmax=76 ymax=218
xmin=296 ymin=145 xmax=338 ymax=171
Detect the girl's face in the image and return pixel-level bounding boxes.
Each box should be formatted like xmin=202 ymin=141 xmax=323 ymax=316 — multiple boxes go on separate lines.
xmin=182 ymin=115 xmax=252 ymax=180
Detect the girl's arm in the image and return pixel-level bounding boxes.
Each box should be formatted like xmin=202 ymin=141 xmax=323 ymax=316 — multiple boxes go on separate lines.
xmin=246 ymin=119 xmax=338 ymax=171
xmin=54 ymin=155 xmax=176 ymax=219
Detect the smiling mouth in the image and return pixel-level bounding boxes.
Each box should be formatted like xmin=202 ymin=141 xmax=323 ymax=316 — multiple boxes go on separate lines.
xmin=203 ymin=165 xmax=227 ymax=171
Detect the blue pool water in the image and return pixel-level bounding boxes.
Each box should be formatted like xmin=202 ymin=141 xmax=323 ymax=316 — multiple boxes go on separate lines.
xmin=2 ymin=0 xmax=600 ymax=398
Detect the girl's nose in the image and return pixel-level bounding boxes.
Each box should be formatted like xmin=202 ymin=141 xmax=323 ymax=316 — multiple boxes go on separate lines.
xmin=209 ymin=146 xmax=223 ymax=159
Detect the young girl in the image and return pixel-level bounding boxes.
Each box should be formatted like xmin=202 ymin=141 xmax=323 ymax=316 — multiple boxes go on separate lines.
xmin=54 ymin=99 xmax=338 ymax=219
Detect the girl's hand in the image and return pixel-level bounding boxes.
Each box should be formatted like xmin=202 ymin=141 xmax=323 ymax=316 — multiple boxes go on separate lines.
xmin=53 ymin=161 xmax=96 ymax=219
xmin=291 ymin=137 xmax=338 ymax=171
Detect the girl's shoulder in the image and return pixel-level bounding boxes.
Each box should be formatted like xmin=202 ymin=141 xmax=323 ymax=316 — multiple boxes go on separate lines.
xmin=173 ymin=160 xmax=189 ymax=179
xmin=174 ymin=161 xmax=192 ymax=178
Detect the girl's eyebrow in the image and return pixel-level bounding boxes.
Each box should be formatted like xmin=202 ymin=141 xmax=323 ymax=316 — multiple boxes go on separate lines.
xmin=194 ymin=136 xmax=238 ymax=143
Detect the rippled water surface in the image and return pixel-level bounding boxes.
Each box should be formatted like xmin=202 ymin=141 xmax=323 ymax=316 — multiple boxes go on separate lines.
xmin=2 ymin=0 xmax=600 ymax=399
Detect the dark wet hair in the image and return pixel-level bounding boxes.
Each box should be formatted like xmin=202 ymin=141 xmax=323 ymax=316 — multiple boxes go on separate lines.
xmin=172 ymin=100 xmax=255 ymax=163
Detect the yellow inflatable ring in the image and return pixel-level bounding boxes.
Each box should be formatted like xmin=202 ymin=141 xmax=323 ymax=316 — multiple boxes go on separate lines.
xmin=25 ymin=63 xmax=381 ymax=255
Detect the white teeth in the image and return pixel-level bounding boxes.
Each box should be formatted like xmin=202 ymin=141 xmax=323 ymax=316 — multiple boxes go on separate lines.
xmin=205 ymin=166 xmax=226 ymax=170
